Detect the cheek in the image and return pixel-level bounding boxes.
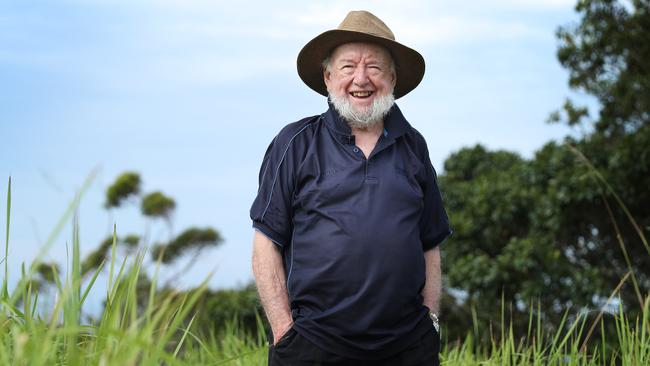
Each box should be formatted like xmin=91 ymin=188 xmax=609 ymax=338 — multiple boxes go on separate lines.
xmin=331 ymin=81 xmax=351 ymax=96
xmin=380 ymin=75 xmax=396 ymax=91
xmin=373 ymin=80 xmax=390 ymax=93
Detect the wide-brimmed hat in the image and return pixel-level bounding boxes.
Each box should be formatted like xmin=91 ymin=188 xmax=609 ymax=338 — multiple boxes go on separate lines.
xmin=297 ymin=10 xmax=425 ymax=99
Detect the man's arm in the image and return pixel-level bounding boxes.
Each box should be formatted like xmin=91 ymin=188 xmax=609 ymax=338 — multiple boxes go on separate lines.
xmin=421 ymin=246 xmax=441 ymax=314
xmin=251 ymin=230 xmax=293 ymax=345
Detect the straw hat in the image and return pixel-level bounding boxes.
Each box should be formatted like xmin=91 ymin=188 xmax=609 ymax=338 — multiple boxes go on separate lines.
xmin=297 ymin=10 xmax=425 ymax=99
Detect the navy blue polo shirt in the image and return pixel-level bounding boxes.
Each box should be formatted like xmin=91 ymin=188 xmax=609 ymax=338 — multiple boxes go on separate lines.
xmin=250 ymin=102 xmax=451 ymax=359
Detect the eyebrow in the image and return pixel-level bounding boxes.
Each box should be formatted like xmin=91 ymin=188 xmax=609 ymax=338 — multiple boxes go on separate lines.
xmin=336 ymin=58 xmax=357 ymax=64
xmin=336 ymin=58 xmax=384 ymax=65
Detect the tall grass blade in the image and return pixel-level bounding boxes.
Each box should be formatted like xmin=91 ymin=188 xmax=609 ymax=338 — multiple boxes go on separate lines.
xmin=173 ymin=313 xmax=197 ymax=357
xmin=8 ymin=168 xmax=98 ymax=306
xmin=600 ymin=195 xmax=645 ymax=308
xmin=146 ymin=247 xmax=162 ymax=325
xmin=154 ymin=275 xmax=212 ymax=358
xmin=581 ymin=271 xmax=631 ymax=352
xmin=63 ymin=210 xmax=82 ymax=366
xmin=108 ymin=223 xmax=117 ymax=296
xmin=80 ymin=259 xmax=105 ymax=305
xmin=567 ymin=144 xmax=650 ymax=256
xmin=3 ymin=176 xmax=11 ymax=299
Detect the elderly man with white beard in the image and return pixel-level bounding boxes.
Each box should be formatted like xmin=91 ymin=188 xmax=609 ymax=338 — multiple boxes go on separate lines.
xmin=250 ymin=10 xmax=452 ymax=366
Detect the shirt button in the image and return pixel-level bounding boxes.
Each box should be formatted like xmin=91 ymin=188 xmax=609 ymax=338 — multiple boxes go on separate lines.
xmin=353 ymin=148 xmax=359 ymax=153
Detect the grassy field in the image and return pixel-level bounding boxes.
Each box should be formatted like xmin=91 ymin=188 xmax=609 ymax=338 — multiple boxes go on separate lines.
xmin=2 ymin=176 xmax=649 ymax=365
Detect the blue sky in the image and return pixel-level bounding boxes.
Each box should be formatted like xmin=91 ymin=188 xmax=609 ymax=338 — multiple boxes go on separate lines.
xmin=1 ymin=0 xmax=594 ymax=304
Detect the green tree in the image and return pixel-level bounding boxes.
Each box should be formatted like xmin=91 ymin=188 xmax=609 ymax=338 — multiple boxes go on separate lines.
xmin=151 ymin=227 xmax=222 ymax=264
xmin=553 ymin=0 xmax=650 ymax=136
xmin=104 ymin=172 xmax=141 ymax=209
xmin=72 ymin=172 xmax=254 ymax=338
xmin=549 ymin=0 xmax=650 ymax=306
xmin=85 ymin=173 xmax=223 ymax=278
xmin=81 ymin=235 xmax=140 ymax=275
xmin=141 ymin=191 xmax=175 ymax=220
xmin=440 ymin=0 xmax=649 ymax=343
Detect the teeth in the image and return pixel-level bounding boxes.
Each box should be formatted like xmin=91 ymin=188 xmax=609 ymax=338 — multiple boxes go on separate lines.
xmin=351 ymin=91 xmax=372 ymax=97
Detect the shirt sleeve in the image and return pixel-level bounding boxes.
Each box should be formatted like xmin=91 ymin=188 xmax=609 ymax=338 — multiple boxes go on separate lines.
xmin=419 ymin=143 xmax=452 ymax=251
xmin=249 ymin=134 xmax=295 ymax=247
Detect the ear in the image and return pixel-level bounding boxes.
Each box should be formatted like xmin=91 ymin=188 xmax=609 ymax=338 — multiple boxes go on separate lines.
xmin=390 ymin=70 xmax=396 ymax=88
xmin=323 ymin=69 xmax=332 ymax=89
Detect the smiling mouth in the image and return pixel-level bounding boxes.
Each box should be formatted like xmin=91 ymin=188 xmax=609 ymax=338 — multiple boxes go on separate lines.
xmin=350 ymin=91 xmax=373 ymax=98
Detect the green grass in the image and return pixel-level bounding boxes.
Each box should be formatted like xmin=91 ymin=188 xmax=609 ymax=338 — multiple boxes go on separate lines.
xmin=1 ymin=175 xmax=649 ymax=365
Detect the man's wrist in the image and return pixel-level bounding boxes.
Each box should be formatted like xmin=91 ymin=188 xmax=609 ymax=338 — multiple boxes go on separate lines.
xmin=272 ymin=320 xmax=294 ymax=344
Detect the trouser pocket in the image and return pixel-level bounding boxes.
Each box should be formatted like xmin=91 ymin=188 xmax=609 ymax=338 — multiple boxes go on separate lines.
xmin=274 ymin=328 xmax=297 ymax=348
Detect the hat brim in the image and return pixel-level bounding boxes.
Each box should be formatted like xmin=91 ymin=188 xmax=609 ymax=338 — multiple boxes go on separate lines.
xmin=297 ymin=29 xmax=425 ymax=99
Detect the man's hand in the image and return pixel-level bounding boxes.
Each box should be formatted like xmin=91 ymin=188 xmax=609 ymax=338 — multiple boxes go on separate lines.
xmin=251 ymin=231 xmax=294 ymax=345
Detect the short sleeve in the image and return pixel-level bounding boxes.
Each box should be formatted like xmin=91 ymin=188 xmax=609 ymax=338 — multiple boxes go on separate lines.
xmin=419 ymin=144 xmax=452 ymax=251
xmin=249 ymin=135 xmax=296 ymax=247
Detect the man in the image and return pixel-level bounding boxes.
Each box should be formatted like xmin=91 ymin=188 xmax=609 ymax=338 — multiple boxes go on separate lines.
xmin=250 ymin=10 xmax=451 ymax=366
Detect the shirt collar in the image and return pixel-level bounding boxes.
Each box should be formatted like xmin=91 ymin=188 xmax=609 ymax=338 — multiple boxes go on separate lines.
xmin=323 ymin=99 xmax=412 ymax=143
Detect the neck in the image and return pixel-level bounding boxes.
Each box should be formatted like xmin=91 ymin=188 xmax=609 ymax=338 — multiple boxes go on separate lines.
xmin=350 ymin=119 xmax=383 ymax=136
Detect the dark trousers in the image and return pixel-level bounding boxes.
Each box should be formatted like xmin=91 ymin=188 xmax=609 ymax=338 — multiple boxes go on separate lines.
xmin=268 ymin=328 xmax=440 ymax=366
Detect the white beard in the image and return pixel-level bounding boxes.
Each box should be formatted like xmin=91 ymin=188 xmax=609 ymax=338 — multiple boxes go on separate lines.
xmin=329 ymin=92 xmax=395 ymax=129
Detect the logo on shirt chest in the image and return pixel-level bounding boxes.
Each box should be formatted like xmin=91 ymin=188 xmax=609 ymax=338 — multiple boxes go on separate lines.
xmin=323 ymin=168 xmax=338 ymax=177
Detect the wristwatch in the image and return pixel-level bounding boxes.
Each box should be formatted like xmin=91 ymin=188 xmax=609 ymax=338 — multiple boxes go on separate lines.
xmin=429 ymin=311 xmax=440 ymax=333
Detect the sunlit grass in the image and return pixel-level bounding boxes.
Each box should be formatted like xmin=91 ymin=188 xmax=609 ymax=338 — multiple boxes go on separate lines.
xmin=441 ymin=298 xmax=650 ymax=365
xmin=1 ymin=174 xmax=648 ymax=365
xmin=0 ymin=175 xmax=238 ymax=365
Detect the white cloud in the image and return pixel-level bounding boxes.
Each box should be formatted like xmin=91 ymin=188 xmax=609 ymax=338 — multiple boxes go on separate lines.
xmin=395 ymin=16 xmax=549 ymax=45
xmin=132 ymin=0 xmax=561 ymax=45
xmin=0 ymin=0 xmax=569 ymax=88
xmin=494 ymin=0 xmax=575 ymax=10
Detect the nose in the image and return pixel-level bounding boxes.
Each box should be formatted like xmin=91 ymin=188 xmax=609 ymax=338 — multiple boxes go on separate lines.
xmin=352 ymin=65 xmax=370 ymax=86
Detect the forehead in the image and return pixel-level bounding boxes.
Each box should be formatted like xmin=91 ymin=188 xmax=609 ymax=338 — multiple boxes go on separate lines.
xmin=329 ymin=42 xmax=392 ymax=63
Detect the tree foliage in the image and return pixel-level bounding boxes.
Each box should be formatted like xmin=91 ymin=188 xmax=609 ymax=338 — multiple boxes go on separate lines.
xmin=81 ymin=234 xmax=140 ymax=275
xmin=555 ymin=0 xmax=650 ymax=135
xmin=141 ymin=191 xmax=176 ymax=219
xmin=104 ymin=172 xmax=141 ymax=209
xmin=151 ymin=227 xmax=223 ymax=264
xmin=191 ymin=283 xmax=263 ymax=337
xmin=83 ymin=173 xmax=223 ymax=280
xmin=440 ymin=0 xmax=650 ymax=343
xmin=35 ymin=262 xmax=60 ymax=286
xmin=58 ymin=171 xmax=234 ymax=338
